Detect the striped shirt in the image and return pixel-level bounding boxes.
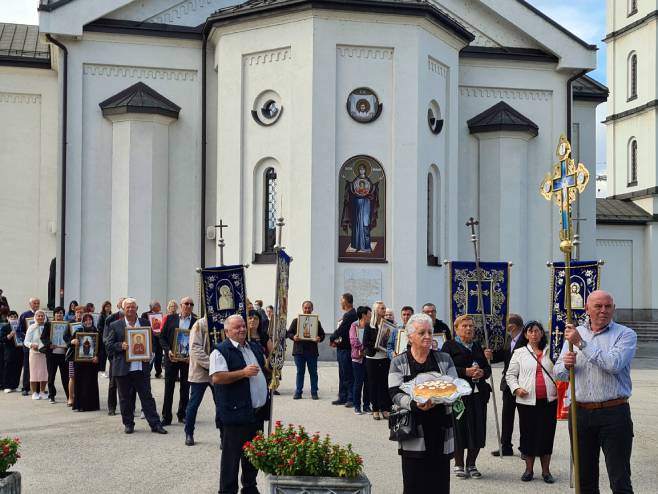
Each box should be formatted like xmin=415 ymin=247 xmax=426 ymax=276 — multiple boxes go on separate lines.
xmin=554 ymin=320 xmax=636 ymax=403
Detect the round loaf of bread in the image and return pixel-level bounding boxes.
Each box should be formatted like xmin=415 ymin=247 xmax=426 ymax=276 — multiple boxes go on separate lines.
xmin=414 ymin=380 xmax=457 ymax=399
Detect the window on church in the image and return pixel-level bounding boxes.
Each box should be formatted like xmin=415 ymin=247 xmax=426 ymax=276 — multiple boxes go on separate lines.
xmin=628 ymin=0 xmax=637 ymax=16
xmin=263 ymin=167 xmax=278 ymax=253
xmin=628 ymin=139 xmax=638 ymax=186
xmin=427 ymin=168 xmax=440 ymax=266
xmin=628 ymin=53 xmax=637 ymax=101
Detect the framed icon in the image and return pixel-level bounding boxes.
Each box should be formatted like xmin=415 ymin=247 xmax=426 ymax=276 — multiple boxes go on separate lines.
xmin=25 ymin=317 xmax=35 ymax=330
xmin=376 ymin=320 xmax=395 ymax=352
xmin=125 ymin=327 xmax=152 ymax=362
xmin=432 ymin=334 xmax=445 ymax=351
xmin=148 ymin=313 xmax=164 ymax=335
xmin=395 ymin=329 xmax=409 ymax=355
xmin=69 ymin=322 xmax=84 ymax=336
xmin=50 ymin=322 xmax=70 ymax=348
xmin=173 ymin=328 xmax=191 ymax=362
xmin=296 ymin=314 xmax=319 ymax=341
xmin=74 ymin=332 xmax=98 ymax=362
xmin=13 ymin=320 xmax=23 ymax=348
xmin=346 ymin=87 xmax=382 ymax=123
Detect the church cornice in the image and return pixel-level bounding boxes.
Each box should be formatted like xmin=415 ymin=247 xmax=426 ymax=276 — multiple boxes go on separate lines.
xmin=37 ymin=0 xmax=76 ymax=12
xmin=459 ymin=46 xmax=558 ymax=64
xmin=244 ymin=47 xmax=291 ymax=65
xmin=460 ymin=86 xmax=552 ymax=102
xmin=603 ymin=99 xmax=658 ymax=124
xmin=83 ymin=63 xmax=197 ymax=82
xmin=84 ymin=18 xmax=203 ymax=40
xmin=208 ymin=0 xmax=474 ymax=43
xmin=0 ymin=92 xmax=41 ymax=104
xmin=603 ymin=10 xmax=658 ymax=43
xmin=337 ymin=45 xmax=393 ymax=61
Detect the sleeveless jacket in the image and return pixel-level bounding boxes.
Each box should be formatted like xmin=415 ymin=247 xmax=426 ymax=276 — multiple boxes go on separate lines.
xmin=214 ymin=339 xmax=270 ymax=425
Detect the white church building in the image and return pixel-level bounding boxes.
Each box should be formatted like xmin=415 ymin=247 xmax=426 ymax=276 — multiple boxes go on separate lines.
xmin=1 ymin=0 xmax=622 ymax=327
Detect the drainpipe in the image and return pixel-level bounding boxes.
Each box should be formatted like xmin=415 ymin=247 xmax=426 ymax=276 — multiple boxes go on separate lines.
xmin=46 ymin=34 xmax=67 ymax=308
xmin=200 ymin=21 xmax=212 ymax=268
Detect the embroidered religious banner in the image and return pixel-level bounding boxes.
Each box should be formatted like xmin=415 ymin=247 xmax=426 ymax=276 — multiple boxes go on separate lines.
xmin=449 ymin=261 xmax=510 ymax=351
xmin=200 ymin=264 xmax=247 ymax=347
xmin=338 ymin=155 xmax=386 ymax=262
xmin=270 ymin=249 xmax=291 ymax=390
xmin=548 ymin=260 xmax=601 ymax=363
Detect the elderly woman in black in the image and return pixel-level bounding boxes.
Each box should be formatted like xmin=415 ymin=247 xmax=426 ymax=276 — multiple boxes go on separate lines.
xmin=441 ymin=314 xmax=493 ymax=480
xmin=66 ymin=313 xmax=100 ymax=411
xmin=389 ymin=313 xmax=457 ymax=494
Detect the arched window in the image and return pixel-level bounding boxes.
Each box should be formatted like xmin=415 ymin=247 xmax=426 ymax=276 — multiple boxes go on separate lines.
xmin=628 ymin=0 xmax=637 ymax=16
xmin=263 ymin=167 xmax=278 ymax=253
xmin=628 ymin=52 xmax=637 ymax=101
xmin=628 ymin=138 xmax=638 ymax=185
xmin=427 ymin=166 xmax=440 ymax=266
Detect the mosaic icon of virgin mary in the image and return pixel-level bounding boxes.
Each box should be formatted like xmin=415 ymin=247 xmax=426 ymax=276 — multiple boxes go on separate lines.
xmin=341 ymin=159 xmax=380 ymax=253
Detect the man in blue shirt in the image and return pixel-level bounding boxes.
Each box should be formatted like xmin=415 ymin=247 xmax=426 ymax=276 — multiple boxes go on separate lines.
xmin=554 ymin=290 xmax=637 ymax=493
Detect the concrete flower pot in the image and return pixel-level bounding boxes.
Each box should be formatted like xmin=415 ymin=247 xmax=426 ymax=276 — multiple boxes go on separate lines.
xmin=267 ymin=474 xmax=371 ymax=493
xmin=0 ymin=472 xmax=21 ymax=494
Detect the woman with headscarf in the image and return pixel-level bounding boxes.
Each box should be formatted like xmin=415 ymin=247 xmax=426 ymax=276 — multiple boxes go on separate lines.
xmin=24 ymin=310 xmax=49 ymax=400
xmin=67 ymin=312 xmax=100 ymax=411
xmin=441 ymin=315 xmax=493 ymax=479
xmin=362 ymin=300 xmax=392 ymax=420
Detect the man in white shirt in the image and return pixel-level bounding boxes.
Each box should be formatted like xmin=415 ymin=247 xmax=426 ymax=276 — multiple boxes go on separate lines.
xmin=211 ymin=314 xmax=269 ymax=494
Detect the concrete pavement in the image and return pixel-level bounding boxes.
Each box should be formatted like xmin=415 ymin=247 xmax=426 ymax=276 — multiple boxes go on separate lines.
xmin=2 ymin=359 xmax=657 ymax=493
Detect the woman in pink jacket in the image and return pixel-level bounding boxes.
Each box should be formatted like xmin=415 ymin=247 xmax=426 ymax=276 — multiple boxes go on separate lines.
xmin=349 ymin=306 xmax=372 ymax=415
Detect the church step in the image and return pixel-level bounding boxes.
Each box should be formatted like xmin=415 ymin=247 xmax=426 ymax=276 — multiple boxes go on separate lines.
xmin=618 ymin=321 xmax=658 ymax=342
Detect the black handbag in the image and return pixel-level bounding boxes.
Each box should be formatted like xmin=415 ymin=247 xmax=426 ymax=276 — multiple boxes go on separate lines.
xmin=388 ymin=409 xmax=418 ymax=442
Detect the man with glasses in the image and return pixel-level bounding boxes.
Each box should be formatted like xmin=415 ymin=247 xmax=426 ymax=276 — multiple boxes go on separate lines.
xmin=422 ymin=303 xmax=452 ymax=341
xmin=159 ymin=296 xmax=197 ymax=425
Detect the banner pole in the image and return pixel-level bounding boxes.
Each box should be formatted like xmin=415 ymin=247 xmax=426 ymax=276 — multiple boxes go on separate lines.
xmin=466 ymin=217 xmax=503 ymax=458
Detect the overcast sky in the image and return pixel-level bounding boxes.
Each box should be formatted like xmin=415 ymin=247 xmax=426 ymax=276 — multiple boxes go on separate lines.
xmin=1 ymin=0 xmax=609 ymax=171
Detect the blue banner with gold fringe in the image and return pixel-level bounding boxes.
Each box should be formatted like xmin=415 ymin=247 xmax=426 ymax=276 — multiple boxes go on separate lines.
xmin=548 ymin=260 xmax=601 ymax=363
xmin=201 ymin=264 xmax=247 ymax=346
xmin=449 ymin=261 xmax=510 ymax=351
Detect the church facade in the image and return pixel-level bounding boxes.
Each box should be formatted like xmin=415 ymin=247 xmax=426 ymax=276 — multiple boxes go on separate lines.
xmin=1 ymin=0 xmax=606 ymax=325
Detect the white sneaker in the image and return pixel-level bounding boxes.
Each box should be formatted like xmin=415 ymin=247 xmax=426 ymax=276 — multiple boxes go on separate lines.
xmin=4 ymin=388 xmax=13 ymax=394
xmin=40 ymin=392 xmax=49 ymax=400
xmin=32 ymin=393 xmax=40 ymax=400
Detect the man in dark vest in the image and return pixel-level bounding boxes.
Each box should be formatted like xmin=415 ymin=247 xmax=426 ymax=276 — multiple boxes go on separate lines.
xmin=211 ymin=314 xmax=270 ymax=494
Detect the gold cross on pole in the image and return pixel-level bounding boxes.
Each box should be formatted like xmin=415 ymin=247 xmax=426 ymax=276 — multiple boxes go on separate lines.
xmin=539 ymin=134 xmax=590 ymax=494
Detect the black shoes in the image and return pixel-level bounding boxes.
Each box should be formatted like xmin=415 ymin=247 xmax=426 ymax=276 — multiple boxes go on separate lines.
xmin=521 ymin=471 xmax=533 ymax=482
xmin=155 ymin=373 xmax=162 ymax=379
xmin=273 ymin=390 xmax=280 ymax=395
xmin=177 ymin=416 xmax=185 ymax=424
xmin=162 ymin=418 xmax=172 ymax=426
xmin=108 ymin=410 xmax=116 ymax=416
xmin=311 ymin=395 xmax=319 ymax=400
xmin=491 ymin=449 xmax=514 ymax=457
xmin=151 ymin=425 xmax=168 ymax=434
xmin=185 ymin=434 xmax=195 ymax=446
xmin=293 ymin=394 xmax=302 ymax=400
xmin=543 ymin=473 xmax=555 ymax=484
xmin=124 ymin=425 xmax=134 ymax=434
xmin=21 ymin=390 xmax=29 ymax=396
xmin=344 ymin=402 xmax=354 ymax=408
xmin=331 ymin=399 xmax=346 ymax=405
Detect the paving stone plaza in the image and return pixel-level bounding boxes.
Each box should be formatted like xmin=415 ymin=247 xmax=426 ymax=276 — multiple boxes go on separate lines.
xmin=4 ymin=356 xmax=657 ymax=493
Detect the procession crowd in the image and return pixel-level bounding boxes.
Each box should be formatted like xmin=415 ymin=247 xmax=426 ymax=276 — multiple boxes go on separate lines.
xmin=0 ymin=288 xmax=637 ymax=494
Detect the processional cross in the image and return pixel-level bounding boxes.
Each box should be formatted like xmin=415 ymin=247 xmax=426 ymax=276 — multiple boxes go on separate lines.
xmin=213 ymin=219 xmax=229 ymax=266
xmin=540 ymin=134 xmax=590 ymax=494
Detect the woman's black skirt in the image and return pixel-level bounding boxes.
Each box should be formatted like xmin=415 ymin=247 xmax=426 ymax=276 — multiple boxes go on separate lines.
xmin=454 ymin=391 xmax=487 ymax=450
xmin=517 ymin=399 xmax=557 ymax=456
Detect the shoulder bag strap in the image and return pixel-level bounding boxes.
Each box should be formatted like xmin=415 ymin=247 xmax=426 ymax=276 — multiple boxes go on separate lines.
xmin=525 ymin=347 xmax=556 ymax=386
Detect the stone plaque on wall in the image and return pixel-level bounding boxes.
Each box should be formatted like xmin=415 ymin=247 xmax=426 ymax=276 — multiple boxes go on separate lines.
xmin=344 ymin=269 xmax=383 ymax=308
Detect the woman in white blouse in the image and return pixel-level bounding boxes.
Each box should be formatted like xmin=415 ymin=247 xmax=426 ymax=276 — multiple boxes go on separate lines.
xmin=24 ymin=310 xmax=49 ymax=400
xmin=506 ymin=321 xmax=557 ymax=484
